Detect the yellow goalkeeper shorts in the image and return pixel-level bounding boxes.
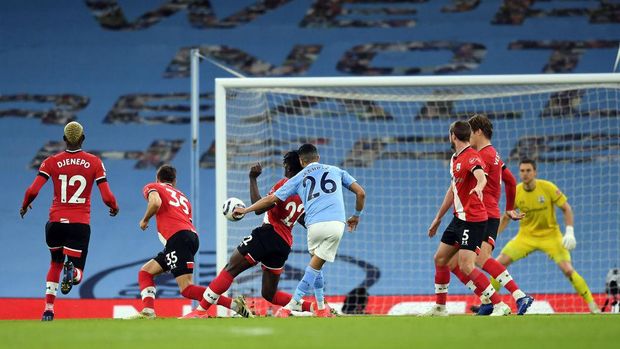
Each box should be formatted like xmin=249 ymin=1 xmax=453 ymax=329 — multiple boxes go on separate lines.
xmin=500 ymin=234 xmax=571 ymax=264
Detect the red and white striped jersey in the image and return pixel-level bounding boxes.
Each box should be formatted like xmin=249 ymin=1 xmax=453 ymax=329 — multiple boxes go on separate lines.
xmin=38 ymin=149 xmax=108 ymax=224
xmin=450 ymin=146 xmax=488 ymax=222
xmin=478 ymin=145 xmax=505 ymax=219
xmin=263 ymin=178 xmax=304 ymax=247
xmin=143 ymin=182 xmax=196 ymax=244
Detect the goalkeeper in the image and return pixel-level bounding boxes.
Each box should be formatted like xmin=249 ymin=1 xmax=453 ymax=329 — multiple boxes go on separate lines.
xmin=497 ymin=159 xmax=599 ymax=313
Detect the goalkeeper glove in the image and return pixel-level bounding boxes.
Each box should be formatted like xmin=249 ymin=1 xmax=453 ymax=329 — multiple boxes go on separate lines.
xmin=562 ymin=226 xmax=576 ymax=251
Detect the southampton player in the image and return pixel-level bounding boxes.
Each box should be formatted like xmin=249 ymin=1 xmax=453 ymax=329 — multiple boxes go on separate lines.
xmin=424 ymin=120 xmax=511 ymax=316
xmin=447 ymin=114 xmax=533 ymax=315
xmin=235 ymin=144 xmax=366 ymax=318
xmin=183 ymin=152 xmax=316 ymax=318
xmin=20 ymin=121 xmax=119 ymax=321
xmin=131 ymin=165 xmax=251 ymax=319
xmin=497 ymin=159 xmax=599 ymax=313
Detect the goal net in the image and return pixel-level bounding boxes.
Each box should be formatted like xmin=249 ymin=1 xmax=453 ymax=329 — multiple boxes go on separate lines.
xmin=215 ymin=74 xmax=620 ymax=315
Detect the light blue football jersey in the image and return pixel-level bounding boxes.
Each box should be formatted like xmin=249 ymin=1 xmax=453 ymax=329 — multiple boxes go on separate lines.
xmin=274 ymin=162 xmax=357 ymax=225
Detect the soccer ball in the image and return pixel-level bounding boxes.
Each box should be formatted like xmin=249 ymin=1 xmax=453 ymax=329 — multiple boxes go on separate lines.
xmin=222 ymin=197 xmax=245 ymax=221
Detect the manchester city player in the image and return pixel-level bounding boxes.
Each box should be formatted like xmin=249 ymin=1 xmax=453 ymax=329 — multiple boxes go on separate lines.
xmin=235 ymin=144 xmax=366 ymax=317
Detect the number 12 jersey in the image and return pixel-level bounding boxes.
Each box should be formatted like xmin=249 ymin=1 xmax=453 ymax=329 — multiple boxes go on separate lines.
xmin=38 ymin=149 xmax=108 ymax=224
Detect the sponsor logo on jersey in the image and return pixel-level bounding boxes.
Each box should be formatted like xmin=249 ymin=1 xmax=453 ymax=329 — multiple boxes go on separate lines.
xmin=538 ymin=196 xmax=545 ymax=203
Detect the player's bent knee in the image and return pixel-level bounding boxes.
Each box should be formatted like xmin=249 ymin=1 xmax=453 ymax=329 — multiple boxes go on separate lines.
xmin=261 ymin=287 xmax=276 ymax=301
xmin=434 ymin=253 xmax=449 ymax=266
xmin=496 ymin=254 xmax=512 ymax=266
xmin=559 ymin=262 xmax=575 ymax=278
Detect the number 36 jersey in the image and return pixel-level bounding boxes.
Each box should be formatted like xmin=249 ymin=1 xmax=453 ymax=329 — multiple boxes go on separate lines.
xmin=275 ymin=162 xmax=357 ymax=226
xmin=143 ymin=182 xmax=196 ymax=244
xmin=38 ymin=149 xmax=108 ymax=225
xmin=263 ymin=178 xmax=304 ymax=247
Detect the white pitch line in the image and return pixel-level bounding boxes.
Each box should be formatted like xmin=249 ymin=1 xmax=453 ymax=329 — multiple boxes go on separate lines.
xmin=227 ymin=327 xmax=274 ymax=336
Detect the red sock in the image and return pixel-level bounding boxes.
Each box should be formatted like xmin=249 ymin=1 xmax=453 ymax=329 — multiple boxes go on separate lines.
xmin=181 ymin=285 xmax=206 ymax=300
xmin=138 ymin=270 xmax=155 ymax=310
xmin=45 ymin=262 xmax=63 ymax=307
xmin=482 ymin=258 xmax=520 ymax=294
xmin=451 ymin=266 xmax=471 ymax=285
xmin=435 ymin=265 xmax=450 ymax=305
xmin=452 ymin=265 xmax=483 ymax=296
xmin=217 ymin=295 xmax=233 ymax=309
xmin=199 ymin=269 xmax=235 ymax=310
xmin=469 ymin=268 xmax=501 ymax=304
xmin=271 ymin=291 xmax=312 ymax=312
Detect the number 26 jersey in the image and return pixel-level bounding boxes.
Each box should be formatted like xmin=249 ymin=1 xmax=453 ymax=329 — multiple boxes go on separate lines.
xmin=275 ymin=162 xmax=357 ymax=226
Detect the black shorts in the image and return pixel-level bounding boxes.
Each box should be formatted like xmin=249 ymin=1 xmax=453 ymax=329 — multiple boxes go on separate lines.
xmin=440 ymin=217 xmax=486 ymax=253
xmin=484 ymin=218 xmax=501 ymax=249
xmin=154 ymin=230 xmax=199 ymax=278
xmin=45 ymin=222 xmax=90 ymax=269
xmin=237 ymin=224 xmax=291 ymax=275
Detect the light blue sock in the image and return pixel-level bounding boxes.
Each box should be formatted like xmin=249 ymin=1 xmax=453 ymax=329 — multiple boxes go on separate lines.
xmin=314 ymin=270 xmax=325 ymax=310
xmin=292 ymin=266 xmax=320 ymax=303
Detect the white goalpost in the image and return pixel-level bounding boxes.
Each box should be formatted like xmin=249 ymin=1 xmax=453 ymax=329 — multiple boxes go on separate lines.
xmin=212 ymin=73 xmax=620 ymax=315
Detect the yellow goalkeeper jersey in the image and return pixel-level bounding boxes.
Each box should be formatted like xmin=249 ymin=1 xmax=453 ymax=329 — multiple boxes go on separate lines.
xmin=515 ymin=179 xmax=568 ymax=238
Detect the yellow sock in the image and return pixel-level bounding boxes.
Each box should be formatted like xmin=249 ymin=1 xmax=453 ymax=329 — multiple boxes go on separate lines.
xmin=491 ymin=277 xmax=500 ymax=291
xmin=568 ymin=271 xmax=594 ymax=304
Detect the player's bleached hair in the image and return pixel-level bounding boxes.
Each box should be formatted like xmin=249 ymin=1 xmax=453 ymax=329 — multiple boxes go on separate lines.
xmin=468 ymin=114 xmax=493 ymax=139
xmin=64 ymin=121 xmax=84 ymax=145
xmin=298 ymin=143 xmax=319 ymax=163
xmin=449 ymin=120 xmax=471 ymax=142
xmin=519 ymin=158 xmax=537 ymax=170
xmin=157 ymin=164 xmax=176 ymax=183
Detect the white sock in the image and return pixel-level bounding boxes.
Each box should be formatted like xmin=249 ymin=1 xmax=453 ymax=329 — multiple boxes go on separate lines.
xmin=512 ymin=289 xmax=526 ymax=300
xmin=284 ymin=298 xmax=302 ymax=311
xmin=230 ymin=301 xmax=239 ymax=313
xmin=202 ymin=287 xmax=220 ymax=305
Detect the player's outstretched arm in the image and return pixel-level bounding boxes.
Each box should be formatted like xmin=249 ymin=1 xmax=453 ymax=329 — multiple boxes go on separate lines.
xmin=346 ymin=182 xmax=366 ymax=232
xmin=428 ymin=185 xmax=453 ymax=237
xmin=97 ymin=180 xmax=119 ymax=216
xmin=140 ymin=191 xmax=162 ymax=230
xmin=236 ymin=194 xmax=280 ymax=217
xmin=560 ymin=202 xmax=576 ymax=250
xmin=20 ymin=175 xmax=48 ymax=218
xmin=501 ymin=167 xmax=524 ymax=220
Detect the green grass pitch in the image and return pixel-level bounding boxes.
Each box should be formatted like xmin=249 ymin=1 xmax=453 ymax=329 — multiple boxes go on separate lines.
xmin=0 ymin=315 xmax=618 ymax=349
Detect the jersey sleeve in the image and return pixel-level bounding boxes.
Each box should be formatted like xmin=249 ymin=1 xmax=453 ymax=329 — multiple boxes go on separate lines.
xmin=467 ymin=154 xmax=484 ymax=173
xmin=269 ymin=178 xmax=287 ymax=195
xmin=95 ymin=158 xmax=107 ymax=184
xmin=341 ymin=168 xmax=357 ymax=188
xmin=143 ymin=183 xmax=158 ymax=200
xmin=38 ymin=157 xmax=52 ymax=179
xmin=274 ymin=174 xmax=301 ymax=201
xmin=545 ymin=181 xmax=568 ymax=208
